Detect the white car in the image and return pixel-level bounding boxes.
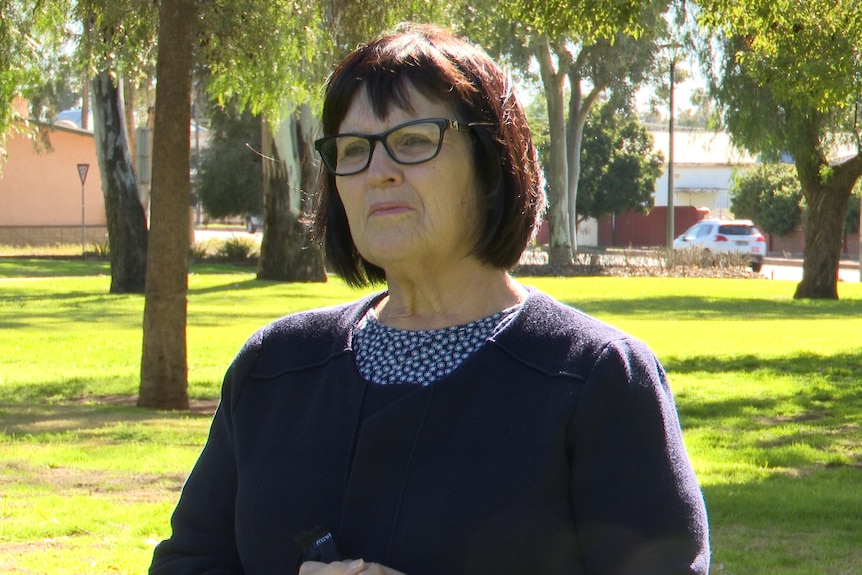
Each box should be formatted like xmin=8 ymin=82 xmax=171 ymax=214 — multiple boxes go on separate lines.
xmin=673 ymin=219 xmax=765 ymax=272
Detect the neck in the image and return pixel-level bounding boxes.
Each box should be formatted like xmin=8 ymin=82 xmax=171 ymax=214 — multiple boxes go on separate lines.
xmin=376 ymin=264 xmax=526 ymax=330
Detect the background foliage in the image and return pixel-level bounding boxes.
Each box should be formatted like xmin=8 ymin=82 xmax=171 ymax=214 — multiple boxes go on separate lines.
xmin=730 ymin=163 xmax=803 ymax=237
xmin=577 ymin=99 xmax=663 ymax=223
xmin=196 ymin=102 xmax=263 ymax=219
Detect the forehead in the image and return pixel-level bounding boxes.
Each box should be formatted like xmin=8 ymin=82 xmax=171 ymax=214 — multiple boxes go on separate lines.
xmin=338 ymin=84 xmax=455 ymax=133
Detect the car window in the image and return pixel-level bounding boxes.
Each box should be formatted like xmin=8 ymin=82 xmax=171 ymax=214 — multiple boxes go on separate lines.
xmin=683 ymin=225 xmax=702 ymax=240
xmin=719 ymin=225 xmax=754 ymax=236
xmin=697 ymin=224 xmax=714 ymax=238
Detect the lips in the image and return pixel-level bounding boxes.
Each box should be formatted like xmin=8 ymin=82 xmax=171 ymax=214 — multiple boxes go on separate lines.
xmin=368 ymin=201 xmax=412 ymax=217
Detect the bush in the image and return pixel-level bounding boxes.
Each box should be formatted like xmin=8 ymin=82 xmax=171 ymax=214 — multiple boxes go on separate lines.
xmin=213 ymin=236 xmax=259 ymax=260
xmin=730 ymin=164 xmax=802 ymax=236
xmin=515 ymin=247 xmax=757 ymax=278
xmin=758 ymin=181 xmax=803 ymax=237
xmin=189 ymin=240 xmax=215 ymax=260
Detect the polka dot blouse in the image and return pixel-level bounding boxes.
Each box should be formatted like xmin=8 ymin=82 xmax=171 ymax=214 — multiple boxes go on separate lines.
xmin=353 ymin=305 xmax=521 ymax=386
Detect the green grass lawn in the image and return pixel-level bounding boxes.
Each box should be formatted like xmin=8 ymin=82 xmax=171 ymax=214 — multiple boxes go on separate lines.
xmin=1 ymin=260 xmax=861 ymax=574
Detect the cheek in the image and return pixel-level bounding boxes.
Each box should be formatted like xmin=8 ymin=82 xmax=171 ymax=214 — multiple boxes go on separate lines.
xmin=335 ymin=189 xmax=363 ymax=233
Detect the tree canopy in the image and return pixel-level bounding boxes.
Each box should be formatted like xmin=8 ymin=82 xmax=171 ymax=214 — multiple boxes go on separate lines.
xmin=197 ymin=103 xmax=263 ymax=219
xmin=730 ymin=163 xmax=802 ymax=237
xmin=698 ymin=0 xmax=862 ymax=298
xmin=459 ymin=0 xmax=672 ymax=264
xmin=577 ymin=99 xmax=663 ymax=223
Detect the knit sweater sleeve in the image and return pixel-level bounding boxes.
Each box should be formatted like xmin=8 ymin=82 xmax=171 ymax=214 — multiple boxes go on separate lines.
xmin=568 ymin=336 xmax=710 ymax=575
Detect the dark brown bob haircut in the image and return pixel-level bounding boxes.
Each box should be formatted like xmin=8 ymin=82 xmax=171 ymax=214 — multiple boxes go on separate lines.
xmin=313 ymin=23 xmax=546 ymax=287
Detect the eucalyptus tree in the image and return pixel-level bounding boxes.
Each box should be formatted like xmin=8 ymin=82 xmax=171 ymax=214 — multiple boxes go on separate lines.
xmin=698 ymin=0 xmax=862 ymax=299
xmin=459 ymin=0 xmax=671 ymax=264
xmin=138 ymin=0 xmax=195 ymax=410
xmin=0 ymin=0 xmax=15 ymax=158
xmin=76 ymin=0 xmax=156 ymax=294
xmin=196 ymin=0 xmax=320 ymax=282
xmin=0 ymin=1 xmax=149 ymax=291
xmin=0 ymin=0 xmax=44 ymax=166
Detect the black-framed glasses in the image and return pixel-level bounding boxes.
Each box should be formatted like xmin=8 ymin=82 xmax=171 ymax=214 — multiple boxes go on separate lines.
xmin=314 ymin=118 xmax=473 ymax=176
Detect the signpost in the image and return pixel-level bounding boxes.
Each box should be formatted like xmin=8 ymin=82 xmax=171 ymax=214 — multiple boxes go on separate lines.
xmin=77 ymin=163 xmax=89 ymax=255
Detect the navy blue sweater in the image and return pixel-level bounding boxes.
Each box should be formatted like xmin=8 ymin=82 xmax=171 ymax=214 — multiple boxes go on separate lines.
xmin=150 ymin=289 xmax=709 ymax=575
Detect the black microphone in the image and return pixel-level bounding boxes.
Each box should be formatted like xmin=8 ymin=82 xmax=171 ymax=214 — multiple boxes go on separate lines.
xmin=295 ymin=526 xmax=342 ymax=563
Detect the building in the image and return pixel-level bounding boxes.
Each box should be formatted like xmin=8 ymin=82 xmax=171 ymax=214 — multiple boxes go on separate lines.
xmin=593 ymin=129 xmax=757 ymax=248
xmin=650 ymin=129 xmax=758 ymax=215
xmin=0 ymin=119 xmax=106 ymax=247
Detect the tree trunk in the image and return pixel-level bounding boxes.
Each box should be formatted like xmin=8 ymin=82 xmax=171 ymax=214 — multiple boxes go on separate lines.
xmin=138 ymin=0 xmax=195 ymax=410
xmin=90 ymin=71 xmax=148 ymax=294
xmin=794 ymin=179 xmax=853 ymax=300
xmin=256 ymin=112 xmax=326 ymax=282
xmin=536 ymin=38 xmax=572 ymax=266
xmin=565 ymin=72 xmax=606 ymax=253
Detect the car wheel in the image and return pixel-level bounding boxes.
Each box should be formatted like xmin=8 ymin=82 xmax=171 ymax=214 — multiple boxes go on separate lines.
xmin=751 ymin=262 xmax=762 ymax=273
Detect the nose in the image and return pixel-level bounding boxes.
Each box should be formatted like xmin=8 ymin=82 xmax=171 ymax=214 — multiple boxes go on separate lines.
xmin=365 ymin=140 xmax=401 ymax=182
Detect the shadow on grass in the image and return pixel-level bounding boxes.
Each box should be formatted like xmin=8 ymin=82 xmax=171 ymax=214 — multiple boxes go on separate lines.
xmin=0 ymin=290 xmax=144 ymax=330
xmin=0 ymin=259 xmax=257 ymax=279
xmin=664 ymin=350 xmax=862 ymax=376
xmin=670 ymin=350 xmax=862 ymax=421
xmin=0 ymin=258 xmax=110 ymax=278
xmin=0 ymin=400 xmax=215 ymax=439
xmin=560 ymin=294 xmax=862 ymax=320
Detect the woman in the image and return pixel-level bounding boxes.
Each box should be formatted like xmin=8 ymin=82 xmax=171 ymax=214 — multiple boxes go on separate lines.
xmin=150 ymin=24 xmax=709 ymax=575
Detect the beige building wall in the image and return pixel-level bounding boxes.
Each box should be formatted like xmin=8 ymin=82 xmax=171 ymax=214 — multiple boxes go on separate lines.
xmin=0 ymin=123 xmax=107 ymax=245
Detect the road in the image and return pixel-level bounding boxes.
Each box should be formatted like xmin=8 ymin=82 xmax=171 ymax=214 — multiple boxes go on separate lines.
xmin=760 ymin=258 xmax=859 ymax=283
xmin=194 ymin=227 xmax=261 ymax=244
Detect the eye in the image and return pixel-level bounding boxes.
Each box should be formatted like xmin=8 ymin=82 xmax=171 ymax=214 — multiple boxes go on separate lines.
xmin=397 ymin=131 xmax=435 ymax=148
xmin=389 ymin=124 xmax=439 ymax=157
xmin=337 ymin=137 xmax=370 ymax=161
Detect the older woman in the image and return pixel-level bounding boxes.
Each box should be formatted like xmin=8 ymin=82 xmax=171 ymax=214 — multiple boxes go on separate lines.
xmin=150 ymin=24 xmax=709 ymax=575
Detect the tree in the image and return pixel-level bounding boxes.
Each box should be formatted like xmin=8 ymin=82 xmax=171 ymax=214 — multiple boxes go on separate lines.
xmin=138 ymin=0 xmax=195 ymax=410
xmin=698 ymin=0 xmax=862 ymax=299
xmin=0 ymin=1 xmax=150 ymax=292
xmin=90 ymin=71 xmax=149 ymax=292
xmin=460 ymin=0 xmax=672 ymax=264
xmin=197 ymin=102 xmax=263 ymax=219
xmin=198 ymin=0 xmax=329 ymax=282
xmin=730 ymin=163 xmax=802 ymax=238
xmin=76 ymin=0 xmax=155 ymax=293
xmin=577 ymin=99 xmax=663 ymax=225
xmin=0 ymin=0 xmax=36 ymax=167
xmin=256 ymin=108 xmax=327 ymax=282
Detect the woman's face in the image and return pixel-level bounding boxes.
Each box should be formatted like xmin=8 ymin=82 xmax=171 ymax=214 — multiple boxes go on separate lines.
xmin=334 ymin=84 xmax=483 ymax=276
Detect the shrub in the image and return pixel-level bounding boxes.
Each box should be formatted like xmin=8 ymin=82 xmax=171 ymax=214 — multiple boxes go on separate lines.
xmin=189 ymin=240 xmax=214 ymax=260
xmin=214 ymin=236 xmax=259 ymax=260
xmin=730 ymin=164 xmax=802 ymax=236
